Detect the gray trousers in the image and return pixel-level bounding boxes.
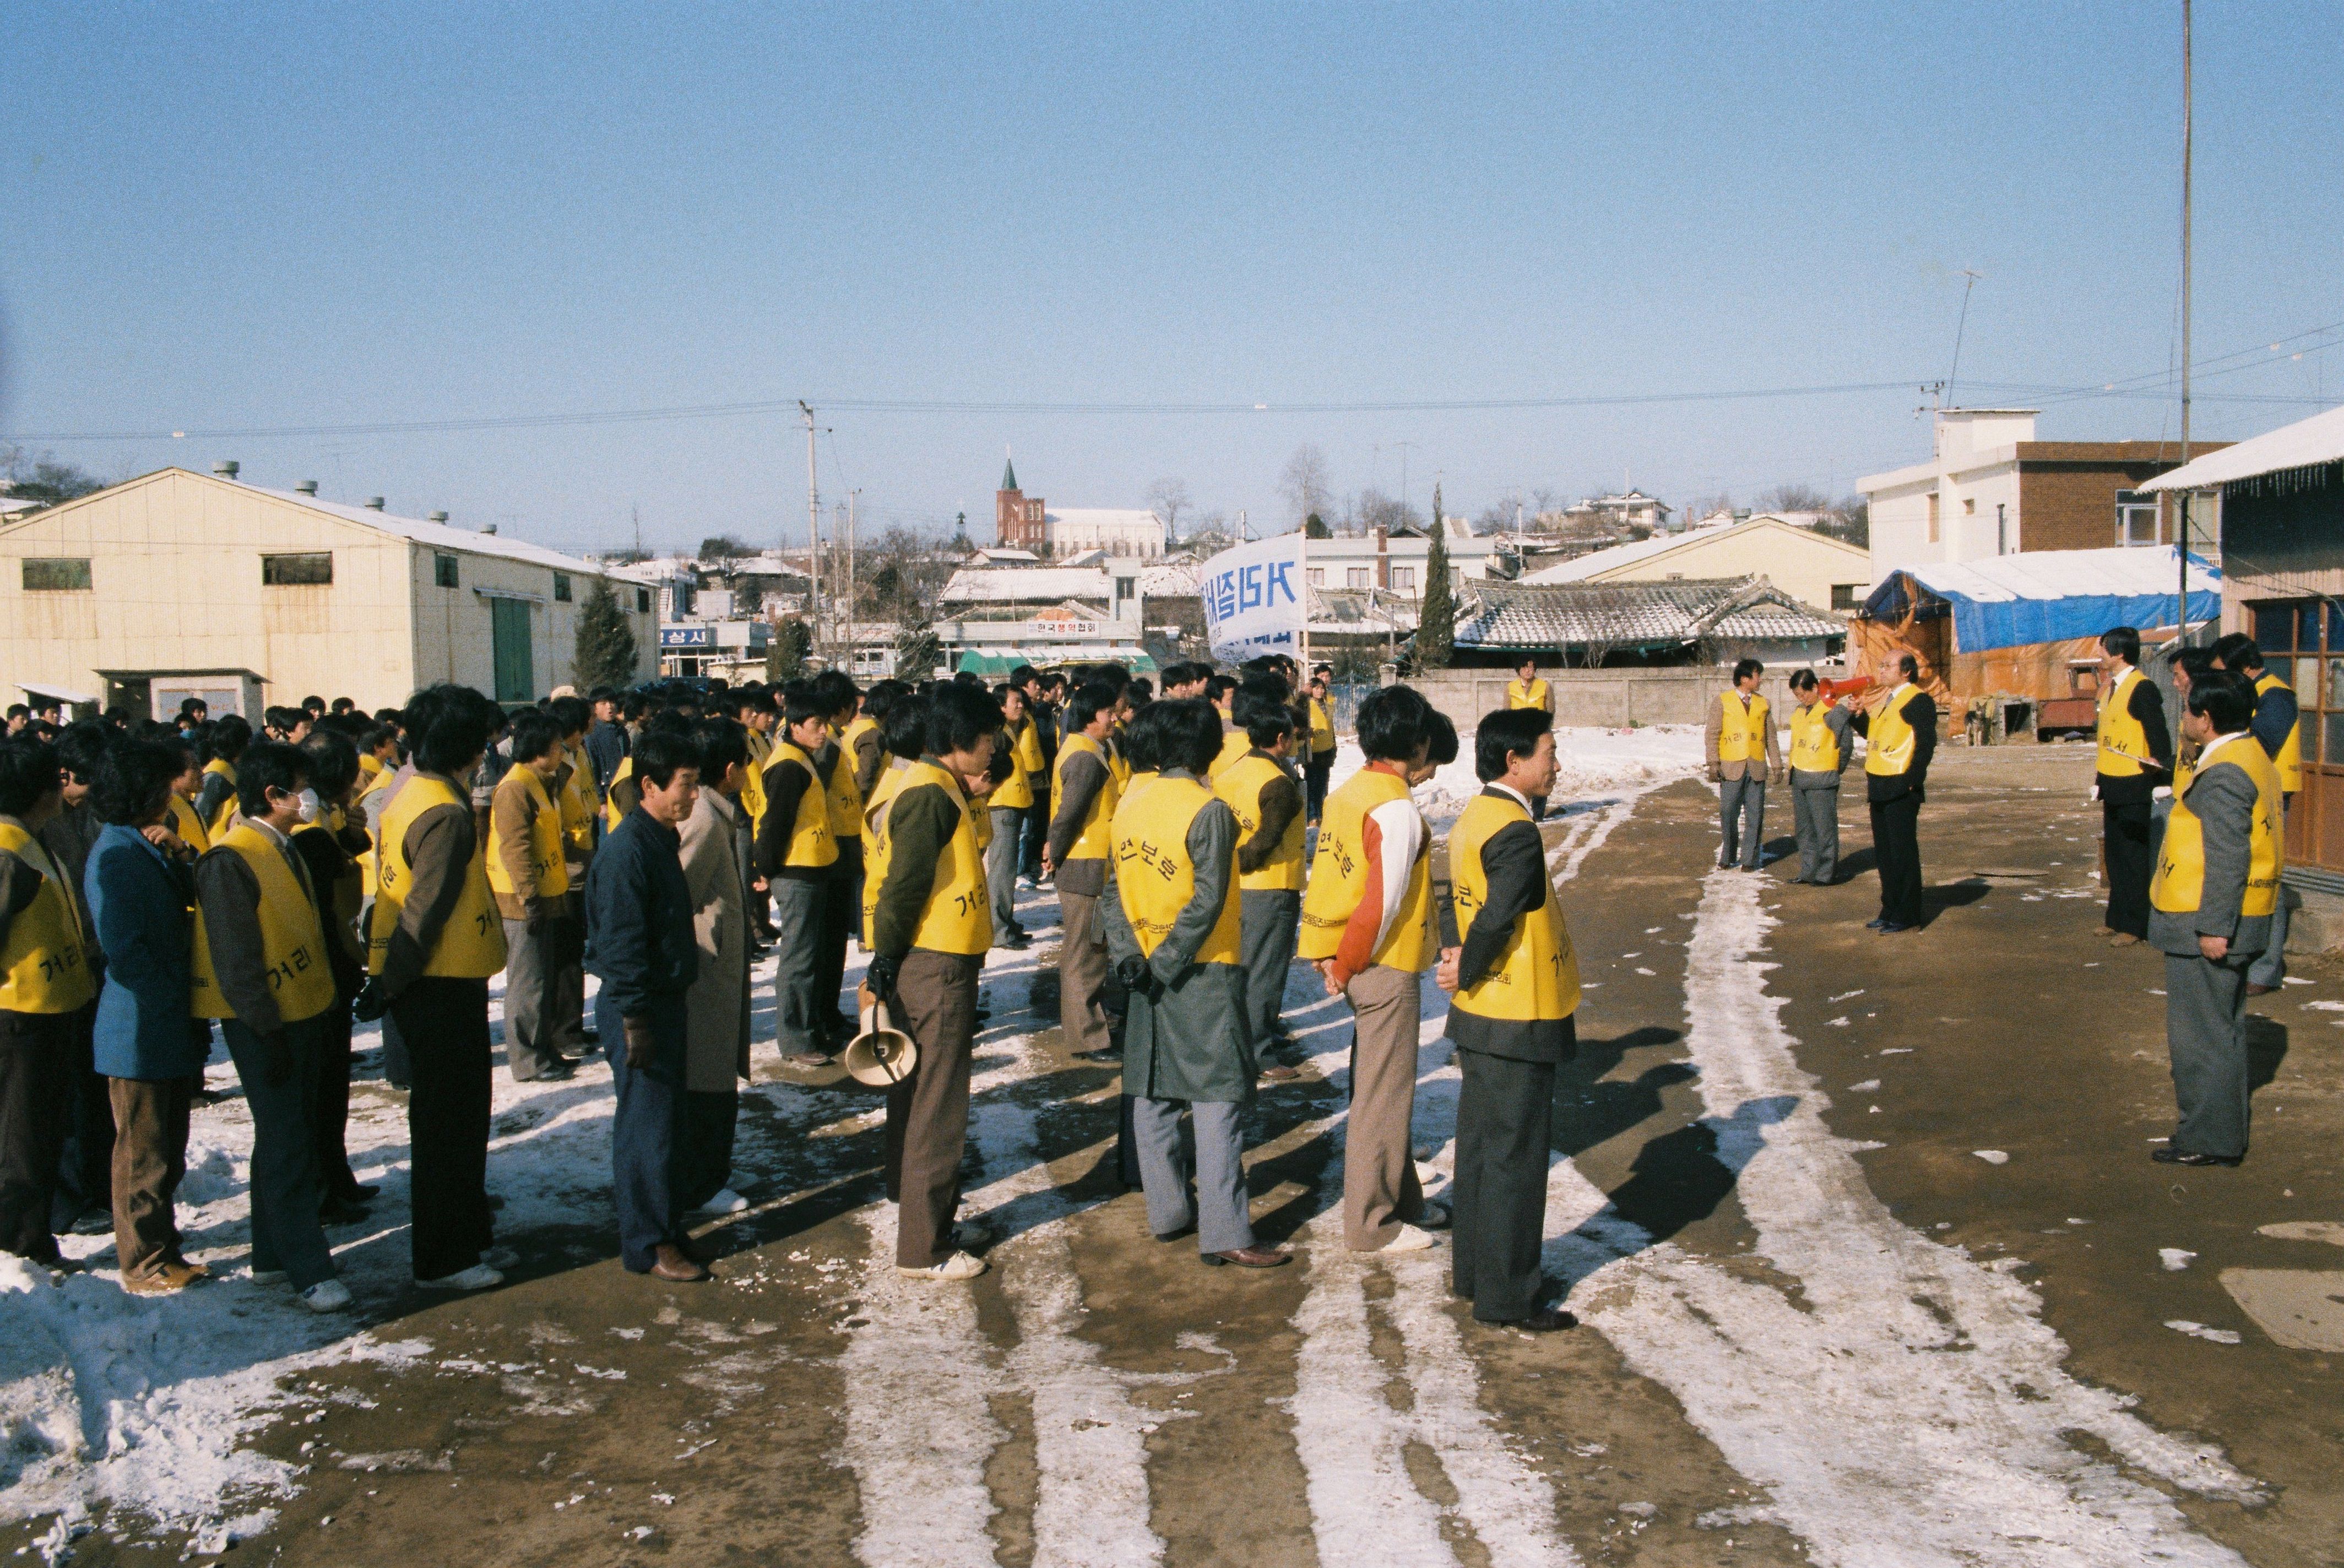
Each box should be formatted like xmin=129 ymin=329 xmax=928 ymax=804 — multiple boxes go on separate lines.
xmin=1238 ymin=888 xmax=1301 ymax=1049
xmin=986 ymin=808 xmax=1026 ymax=938
xmin=2164 ymin=951 xmax=2254 ymax=1159
xmin=1719 ymin=775 xmax=1765 ymax=869
xmin=1059 ymin=886 xmax=1113 ymax=1056
xmin=500 ymin=916 xmax=565 ymax=1080
xmin=2248 ymin=797 xmax=2292 ymax=989
xmin=1131 ymin=1096 xmax=1255 ymax=1255
xmin=222 ymin=1015 xmax=336 ymax=1290
xmin=1792 ymin=784 xmax=1840 ymax=884
xmin=770 ymin=877 xmax=827 ymax=1057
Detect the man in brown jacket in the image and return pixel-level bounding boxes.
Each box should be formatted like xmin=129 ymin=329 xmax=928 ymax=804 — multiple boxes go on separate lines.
xmin=1704 ymin=659 xmax=1783 ymax=872
xmin=487 ymin=712 xmax=576 ymax=1082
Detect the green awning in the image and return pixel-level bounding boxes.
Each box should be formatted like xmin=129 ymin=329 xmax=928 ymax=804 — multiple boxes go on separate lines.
xmin=953 ymin=650 xmax=1160 ymax=677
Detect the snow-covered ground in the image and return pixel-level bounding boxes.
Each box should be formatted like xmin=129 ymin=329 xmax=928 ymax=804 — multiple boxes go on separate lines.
xmin=0 ymin=726 xmax=1706 ymax=1550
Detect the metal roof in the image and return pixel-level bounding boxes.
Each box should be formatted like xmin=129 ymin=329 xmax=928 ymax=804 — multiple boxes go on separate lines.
xmin=1452 ymin=577 xmax=1843 ymax=652
xmin=2136 ymin=403 xmax=2344 ymax=492
xmin=224 ymin=478 xmax=621 ymax=578
xmin=938 ymin=567 xmax=1114 ymax=604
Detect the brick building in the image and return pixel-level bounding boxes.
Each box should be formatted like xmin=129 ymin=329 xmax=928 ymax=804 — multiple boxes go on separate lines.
xmin=995 ymin=457 xmax=1048 ymax=552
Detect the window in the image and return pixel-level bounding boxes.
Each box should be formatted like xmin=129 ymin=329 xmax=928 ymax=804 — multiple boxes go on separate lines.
xmin=553 ymin=572 xmax=572 ymax=603
xmin=2249 ymin=600 xmax=2325 ymax=769
xmin=1306 ymin=567 xmax=1325 ymax=588
xmin=1346 ymin=567 xmax=1371 ymax=589
xmin=261 ymin=552 xmax=333 ymax=585
xmin=21 ymin=558 xmax=91 ymax=592
xmin=1831 ymin=584 xmax=1863 ymax=611
xmin=636 ymin=588 xmax=653 ymax=614
xmin=1391 ymin=566 xmax=1417 ymax=592
xmin=2115 ymin=490 xmax=2161 ymax=547
xmin=433 ymin=554 xmax=459 ymax=588
xmin=1925 ymin=493 xmax=1940 ymax=544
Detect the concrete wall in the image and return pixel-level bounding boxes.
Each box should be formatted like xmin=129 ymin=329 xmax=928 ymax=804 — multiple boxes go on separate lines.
xmin=1397 ymin=666 xmax=1823 ymax=731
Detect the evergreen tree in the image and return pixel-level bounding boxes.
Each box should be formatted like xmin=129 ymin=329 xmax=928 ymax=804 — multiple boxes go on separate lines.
xmin=766 ymin=617 xmax=812 ymax=681
xmin=1304 ymin=512 xmax=1330 ymax=539
xmin=573 ymin=576 xmax=641 ymax=690
xmin=1415 ymin=484 xmax=1455 ymax=669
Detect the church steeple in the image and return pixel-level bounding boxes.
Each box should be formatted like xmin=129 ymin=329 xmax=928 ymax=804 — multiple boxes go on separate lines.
xmin=1001 ymin=453 xmax=1019 ymax=492
xmin=995 ymin=448 xmax=1042 ymax=550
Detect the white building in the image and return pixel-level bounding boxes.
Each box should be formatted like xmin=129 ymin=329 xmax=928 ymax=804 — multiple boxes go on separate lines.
xmin=1300 ymin=519 xmax=1505 ymax=595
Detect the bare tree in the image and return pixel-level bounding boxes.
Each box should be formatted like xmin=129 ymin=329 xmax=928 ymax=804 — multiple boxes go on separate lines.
xmin=1276 ymin=444 xmax=1333 ymax=526
xmin=1819 ymin=495 xmax=1870 ymax=548
xmin=1753 ymin=482 xmax=1832 ymax=516
xmin=1146 ymin=476 xmax=1192 ymax=540
xmin=1354 ymin=487 xmax=1423 ymax=534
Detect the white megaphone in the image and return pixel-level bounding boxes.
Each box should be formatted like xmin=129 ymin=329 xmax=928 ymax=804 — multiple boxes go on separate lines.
xmin=843 ymin=988 xmax=919 ymax=1087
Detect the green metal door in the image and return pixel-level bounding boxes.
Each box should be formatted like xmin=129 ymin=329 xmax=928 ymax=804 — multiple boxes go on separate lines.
xmin=491 ymin=598 xmax=535 ymax=702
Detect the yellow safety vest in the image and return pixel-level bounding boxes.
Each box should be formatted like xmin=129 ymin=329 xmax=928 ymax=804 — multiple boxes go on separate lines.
xmin=485 ymin=764 xmax=570 ymax=899
xmin=368 ymin=774 xmax=508 ymax=979
xmin=1717 ymin=691 xmax=1770 ymax=764
xmin=189 ymin=823 xmax=337 ymax=1023
xmin=989 ymin=728 xmax=1034 ymax=812
xmin=294 ymin=818 xmax=366 ymax=970
xmin=2152 ymin=740 xmax=2284 ymax=919
xmin=0 ymin=822 xmax=95 ymax=1014
xmin=2096 ymin=668 xmax=2155 ymax=776
xmin=1788 ymin=702 xmax=1841 ymax=773
xmin=2255 ymin=672 xmax=2304 ymax=794
xmin=1052 ymin=733 xmax=1120 ymax=862
xmin=970 ymin=780 xmax=995 ymax=849
xmin=169 ymin=794 xmax=211 ymax=855
xmin=202 ymin=758 xmax=240 ymax=839
xmin=862 ymin=760 xmax=990 ymax=954
xmin=602 ymin=756 xmax=636 ymax=833
xmin=1108 ymin=730 xmax=1133 ymax=793
xmin=1298 ymin=764 xmax=1433 ymax=971
xmin=357 ymin=752 xmax=384 ymax=787
xmin=859 ymin=759 xmax=914 ymax=946
xmin=1208 ymin=726 xmax=1250 ymax=782
xmin=1012 ymin=716 xmax=1046 ymax=783
xmin=1214 ymin=753 xmax=1305 ymax=892
xmin=1113 ymin=775 xmax=1242 ymax=965
xmin=557 ymin=746 xmax=594 ymax=863
xmin=1307 ymin=697 xmax=1337 ymax=754
xmin=1507 ymin=678 xmax=1550 ymax=712
xmin=355 ymin=771 xmax=395 ymax=897
xmin=1864 ymin=687 xmax=1920 ymax=778
xmin=1448 ymin=792 xmax=1579 ymax=1023
xmin=770 ymin=743 xmax=839 ymax=870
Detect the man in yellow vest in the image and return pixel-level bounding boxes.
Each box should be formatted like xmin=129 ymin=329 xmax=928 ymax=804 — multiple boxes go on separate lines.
xmin=810 ymin=671 xmax=866 ymax=1049
xmin=1103 ymin=699 xmax=1289 ymax=1269
xmin=487 ymin=711 xmax=577 ymax=1083
xmin=862 ymin=683 xmax=1002 ymax=1282
xmin=0 ymin=737 xmax=97 ymax=1267
xmin=545 ymin=696 xmax=598 ymax=1060
xmin=984 ymin=684 xmax=1038 ymax=951
xmin=1046 ymin=683 xmax=1124 ymax=1060
xmin=1505 ymin=657 xmax=1556 ymax=818
xmin=2092 ymin=626 xmax=2175 ymax=947
xmin=191 ymin=741 xmax=352 ymax=1311
xmin=1300 ymin=685 xmax=1454 ymax=1254
xmin=730 ymin=689 xmax=778 ymax=946
xmin=1303 ymin=672 xmax=1339 ymax=826
xmin=755 ymin=685 xmax=842 ymax=1068
xmin=194 ymin=715 xmax=252 ymax=843
xmin=1215 ymin=690 xmax=1307 ymax=1074
xmin=2148 ymin=670 xmax=2281 ymax=1166
xmin=1435 ymin=707 xmax=1578 ymax=1330
xmin=1705 ymin=659 xmax=1781 ymax=871
xmin=1851 ymin=653 xmax=1938 ymax=932
xmin=1785 ymin=669 xmax=1855 ymax=885
xmin=2211 ymin=633 xmax=2301 ymax=992
xmin=355 ymin=691 xmax=511 ymax=1292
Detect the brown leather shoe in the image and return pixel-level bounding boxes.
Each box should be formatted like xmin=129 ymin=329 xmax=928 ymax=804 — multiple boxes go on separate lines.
xmin=2244 ymin=983 xmax=2278 ymax=996
xmin=1201 ymin=1245 xmax=1292 ymax=1269
xmin=648 ymin=1243 xmax=712 ymax=1283
xmin=1491 ymin=1307 xmax=1577 ymax=1332
xmin=123 ymin=1260 xmax=211 ymax=1295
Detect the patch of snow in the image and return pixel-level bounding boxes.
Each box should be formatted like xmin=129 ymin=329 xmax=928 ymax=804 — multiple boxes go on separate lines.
xmin=2164 ymin=1321 xmax=2242 ymax=1345
xmin=1973 ymin=1150 xmax=2011 ymax=1165
xmin=1327 ymin=724 xmax=1703 ymax=826
xmin=2160 ymin=1250 xmax=2198 ymax=1272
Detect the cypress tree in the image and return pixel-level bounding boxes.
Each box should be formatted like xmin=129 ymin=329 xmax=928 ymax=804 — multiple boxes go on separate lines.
xmin=1417 ymin=485 xmax=1455 ymax=669
xmin=573 ymin=576 xmax=641 ymax=690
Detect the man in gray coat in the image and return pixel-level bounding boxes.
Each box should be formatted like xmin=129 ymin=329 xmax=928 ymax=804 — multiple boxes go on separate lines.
xmin=678 ymin=721 xmax=754 ymax=1217
xmin=1784 ymin=670 xmax=1854 ymax=886
xmin=1103 ymin=700 xmax=1289 ymax=1270
xmin=2148 ymin=670 xmax=2277 ymax=1168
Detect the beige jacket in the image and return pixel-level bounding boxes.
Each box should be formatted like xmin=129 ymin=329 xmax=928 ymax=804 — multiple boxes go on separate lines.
xmin=677 ymin=789 xmax=752 ymax=1091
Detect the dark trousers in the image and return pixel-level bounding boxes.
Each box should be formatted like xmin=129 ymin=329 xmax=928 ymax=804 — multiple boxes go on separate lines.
xmin=815 ymin=848 xmax=860 ymax=1034
xmin=0 ymin=1010 xmax=74 ymax=1262
xmin=884 ymin=950 xmax=980 ymax=1268
xmin=311 ymin=998 xmax=362 ymax=1201
xmin=1238 ymin=888 xmax=1301 ymax=1046
xmin=1451 ymin=1045 xmax=1559 ymax=1322
xmin=1305 ymin=754 xmax=1333 ymax=823
xmin=56 ymin=1000 xmax=111 ymax=1226
xmin=2103 ymin=799 xmax=2155 ymax=938
xmin=679 ymin=1088 xmax=739 ymax=1213
xmin=380 ymin=1008 xmax=413 ymax=1089
xmin=1869 ymin=793 xmax=1924 ymax=927
xmin=393 ymin=978 xmax=495 ymax=1281
xmin=108 ymin=1075 xmax=193 ymax=1282
xmin=1019 ymin=796 xmax=1051 ymax=880
xmin=603 ymin=990 xmax=689 ymax=1270
xmin=2166 ymin=951 xmax=2254 ymax=1158
xmin=224 ymin=1016 xmax=336 ymax=1289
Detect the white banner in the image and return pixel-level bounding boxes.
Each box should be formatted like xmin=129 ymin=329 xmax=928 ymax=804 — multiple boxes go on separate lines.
xmin=1201 ymin=532 xmax=1305 ymax=663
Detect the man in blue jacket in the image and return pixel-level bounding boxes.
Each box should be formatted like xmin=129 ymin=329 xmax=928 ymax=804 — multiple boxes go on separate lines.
xmin=585 ymin=729 xmax=706 ymax=1283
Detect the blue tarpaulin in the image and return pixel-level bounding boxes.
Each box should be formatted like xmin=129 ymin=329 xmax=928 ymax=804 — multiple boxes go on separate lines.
xmin=1862 ymin=547 xmax=2221 ymax=654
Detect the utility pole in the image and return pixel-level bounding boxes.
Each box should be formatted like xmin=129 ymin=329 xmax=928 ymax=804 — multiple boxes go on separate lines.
xmin=2177 ymin=0 xmax=2195 ymax=640
xmin=1947 ymin=268 xmax=1984 ymax=406
xmin=847 ymin=488 xmax=859 ymax=676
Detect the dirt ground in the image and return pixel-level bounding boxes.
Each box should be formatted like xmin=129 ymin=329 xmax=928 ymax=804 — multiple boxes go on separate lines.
xmin=16 ymin=744 xmax=2342 ymax=1567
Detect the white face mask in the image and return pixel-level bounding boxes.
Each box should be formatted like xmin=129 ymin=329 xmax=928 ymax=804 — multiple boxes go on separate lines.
xmin=294 ymin=788 xmax=322 ymax=824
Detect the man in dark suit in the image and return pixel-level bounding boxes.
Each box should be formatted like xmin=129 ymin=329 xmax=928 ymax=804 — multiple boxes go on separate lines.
xmin=1851 ymin=653 xmax=1937 ymax=933
xmin=2092 ymin=625 xmax=2174 ymax=947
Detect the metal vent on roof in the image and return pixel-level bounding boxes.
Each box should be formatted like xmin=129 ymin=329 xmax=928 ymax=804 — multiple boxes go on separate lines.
xmin=365 ymin=497 xmax=386 ymax=511
xmin=295 ymin=480 xmax=318 ymax=495
xmin=428 ymin=511 xmax=449 ymax=524
xmin=212 ymin=460 xmax=239 ymax=478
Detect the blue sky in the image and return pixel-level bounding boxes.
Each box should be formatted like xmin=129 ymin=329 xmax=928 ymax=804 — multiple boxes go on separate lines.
xmin=3 ymin=2 xmax=2338 ymax=554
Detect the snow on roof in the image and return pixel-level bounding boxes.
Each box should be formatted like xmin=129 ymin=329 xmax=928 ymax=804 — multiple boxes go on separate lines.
xmin=1902 ymin=545 xmax=2217 ymax=604
xmin=2135 ymin=403 xmax=2344 ymax=491
xmin=230 ymin=479 xmax=620 ymax=578
xmin=938 ymin=566 xmax=1113 ymax=604
xmin=1138 ymin=560 xmax=1200 ymax=595
xmin=1875 ymin=546 xmax=2221 ymax=654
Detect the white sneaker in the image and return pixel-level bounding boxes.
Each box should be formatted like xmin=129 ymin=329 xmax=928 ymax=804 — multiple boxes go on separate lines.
xmin=480 ymin=1246 xmax=520 ymax=1271
xmin=301 ymin=1279 xmax=353 ymax=1313
xmin=1415 ymin=1202 xmax=1452 ymax=1231
xmin=694 ymin=1187 xmax=751 ymax=1216
xmin=1378 ymin=1224 xmax=1441 ymax=1253
xmin=896 ymin=1251 xmax=987 ymax=1282
xmin=951 ymin=1217 xmax=994 ymax=1251
xmin=415 ymin=1265 xmax=504 ymax=1292
xmin=249 ymin=1268 xmax=289 ymax=1285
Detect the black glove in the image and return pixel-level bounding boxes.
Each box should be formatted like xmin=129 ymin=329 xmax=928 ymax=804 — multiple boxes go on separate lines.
xmin=865 ymin=953 xmax=899 ymax=1003
xmin=1114 ymin=955 xmax=1159 ymax=1000
xmin=351 ymin=981 xmax=388 ymax=1023
xmin=622 ymin=1014 xmax=655 ymax=1069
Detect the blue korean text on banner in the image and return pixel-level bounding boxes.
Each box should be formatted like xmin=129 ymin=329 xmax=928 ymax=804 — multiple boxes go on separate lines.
xmin=1202 ymin=532 xmax=1306 ymax=663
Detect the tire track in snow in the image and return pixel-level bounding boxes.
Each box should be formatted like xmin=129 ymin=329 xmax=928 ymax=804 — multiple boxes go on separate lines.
xmin=1552 ymin=868 xmax=2259 ymax=1567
